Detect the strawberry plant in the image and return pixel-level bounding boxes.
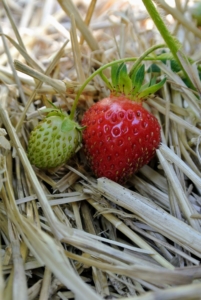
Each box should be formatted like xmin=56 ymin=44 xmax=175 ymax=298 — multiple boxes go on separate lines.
xmin=81 ymin=63 xmax=166 ymax=183
xmin=28 ymin=45 xmax=165 ymax=177
xmin=27 ymin=108 xmax=82 ymax=169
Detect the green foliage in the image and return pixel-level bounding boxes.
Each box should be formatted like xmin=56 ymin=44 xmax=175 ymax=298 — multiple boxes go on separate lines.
xmin=111 ymin=63 xmax=119 ymax=89
xmin=109 ymin=62 xmax=165 ymax=100
xmin=131 ymin=65 xmax=145 ymax=96
xmin=118 ymin=64 xmax=132 ymax=95
xmin=138 ymin=78 xmax=166 ymax=99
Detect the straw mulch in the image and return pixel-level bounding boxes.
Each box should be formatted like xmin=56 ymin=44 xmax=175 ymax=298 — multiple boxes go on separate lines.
xmin=1 ymin=0 xmax=201 ymax=299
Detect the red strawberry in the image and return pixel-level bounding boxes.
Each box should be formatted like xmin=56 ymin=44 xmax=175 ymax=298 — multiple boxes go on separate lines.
xmin=81 ymin=63 xmax=165 ymax=183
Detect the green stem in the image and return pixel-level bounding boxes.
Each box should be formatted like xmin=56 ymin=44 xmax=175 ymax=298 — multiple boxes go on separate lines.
xmin=142 ymin=0 xmax=195 ymax=89
xmin=70 ymin=43 xmax=165 ymax=119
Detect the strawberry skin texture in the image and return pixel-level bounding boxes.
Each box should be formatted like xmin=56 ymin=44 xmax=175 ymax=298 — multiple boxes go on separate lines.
xmin=28 ymin=113 xmax=81 ymax=169
xmin=81 ymin=95 xmax=161 ymax=183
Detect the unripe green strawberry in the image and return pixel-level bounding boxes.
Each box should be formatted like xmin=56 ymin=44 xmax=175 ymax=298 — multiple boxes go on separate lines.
xmin=27 ymin=109 xmax=82 ymax=169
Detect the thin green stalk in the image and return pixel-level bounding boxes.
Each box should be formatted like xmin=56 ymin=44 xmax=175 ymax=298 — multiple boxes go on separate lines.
xmin=142 ymin=0 xmax=195 ymax=89
xmin=70 ymin=43 xmax=165 ymax=119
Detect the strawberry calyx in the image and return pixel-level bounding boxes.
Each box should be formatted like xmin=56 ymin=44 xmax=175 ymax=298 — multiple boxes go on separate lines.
xmin=70 ymin=44 xmax=166 ymax=120
xmin=43 ymin=108 xmax=84 ymax=132
xmin=104 ymin=63 xmax=166 ymax=102
xmin=43 ymin=100 xmax=84 ymax=131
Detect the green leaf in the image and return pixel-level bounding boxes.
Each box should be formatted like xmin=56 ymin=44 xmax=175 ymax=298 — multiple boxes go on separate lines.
xmin=118 ymin=63 xmax=132 ymax=94
xmin=149 ymin=77 xmax=157 ymax=87
xmin=114 ymin=63 xmax=125 ymax=89
xmin=111 ymin=63 xmax=119 ymax=89
xmin=131 ymin=64 xmax=145 ymax=96
xmin=61 ymin=119 xmax=75 ymax=132
xmin=147 ymin=63 xmax=161 ymax=73
xmin=139 ymin=82 xmax=150 ymax=92
xmin=170 ymin=60 xmax=181 ymax=73
xmin=138 ymin=77 xmax=166 ymax=99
